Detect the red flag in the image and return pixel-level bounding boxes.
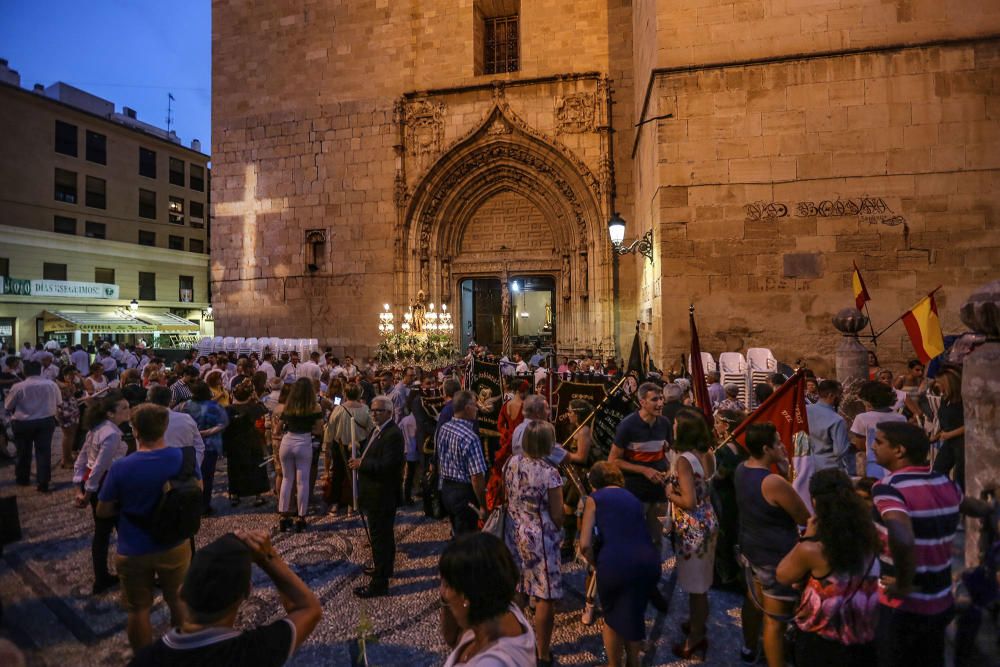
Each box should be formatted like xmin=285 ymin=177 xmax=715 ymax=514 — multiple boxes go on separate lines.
xmin=731 ymin=370 xmax=810 ymax=469
xmin=688 ymin=305 xmax=713 ymax=425
xmin=852 ymin=261 xmax=870 ymax=311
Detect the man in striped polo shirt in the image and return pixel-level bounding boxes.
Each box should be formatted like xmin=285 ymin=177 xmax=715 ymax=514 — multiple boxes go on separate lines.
xmin=609 ymin=382 xmax=671 ymax=549
xmin=870 ymin=421 xmax=990 ymax=667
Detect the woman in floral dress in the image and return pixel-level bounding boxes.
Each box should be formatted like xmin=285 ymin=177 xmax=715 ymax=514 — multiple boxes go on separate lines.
xmin=666 ymin=407 xmax=719 ymax=660
xmin=56 ymin=366 xmax=84 ymax=468
xmin=504 ymin=420 xmax=564 ymax=667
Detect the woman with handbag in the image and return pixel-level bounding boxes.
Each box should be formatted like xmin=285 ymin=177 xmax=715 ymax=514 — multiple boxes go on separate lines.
xmin=666 ymin=407 xmax=719 ymax=661
xmin=776 ymin=468 xmax=880 ymax=666
xmin=72 ymin=390 xmax=129 ymax=594
xmin=503 ymin=420 xmax=564 ymax=667
xmin=579 ymin=461 xmax=660 ymax=667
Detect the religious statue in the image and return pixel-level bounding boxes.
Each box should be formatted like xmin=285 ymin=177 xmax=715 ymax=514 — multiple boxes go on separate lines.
xmin=561 ymin=254 xmax=571 ymax=300
xmin=411 ymin=290 xmax=427 ymax=333
xmin=579 ymin=250 xmax=589 ymax=299
xmin=545 ymin=303 xmax=552 ymax=325
xmin=441 ymin=259 xmax=451 ymax=303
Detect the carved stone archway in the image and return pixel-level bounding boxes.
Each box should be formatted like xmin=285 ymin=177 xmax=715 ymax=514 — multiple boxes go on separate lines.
xmin=396 ymin=98 xmax=613 ymax=355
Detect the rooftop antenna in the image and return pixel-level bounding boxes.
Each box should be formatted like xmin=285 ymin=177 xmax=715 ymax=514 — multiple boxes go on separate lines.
xmin=166 ymin=92 xmax=174 ymax=134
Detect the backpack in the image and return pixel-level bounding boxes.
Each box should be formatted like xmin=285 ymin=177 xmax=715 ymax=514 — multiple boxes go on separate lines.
xmin=130 ymin=447 xmax=202 ymax=545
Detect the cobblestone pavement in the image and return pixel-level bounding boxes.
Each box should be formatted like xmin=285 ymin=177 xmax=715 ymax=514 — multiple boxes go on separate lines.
xmin=0 ymin=441 xmax=749 ymax=666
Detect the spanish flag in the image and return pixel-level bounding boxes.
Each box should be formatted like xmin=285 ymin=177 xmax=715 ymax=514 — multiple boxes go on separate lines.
xmin=902 ymin=294 xmax=945 ymax=364
xmin=852 ymin=261 xmax=870 ymax=311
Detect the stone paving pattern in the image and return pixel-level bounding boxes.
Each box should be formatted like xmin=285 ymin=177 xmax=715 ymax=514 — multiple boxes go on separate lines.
xmin=0 ymin=440 xmax=746 ymax=666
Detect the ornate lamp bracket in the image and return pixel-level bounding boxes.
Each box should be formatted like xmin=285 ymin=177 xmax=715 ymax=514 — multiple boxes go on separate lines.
xmin=612 ymin=228 xmax=654 ymax=263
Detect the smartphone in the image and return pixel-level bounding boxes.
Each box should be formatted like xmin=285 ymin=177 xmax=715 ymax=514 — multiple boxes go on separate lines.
xmin=334 ymin=396 xmax=342 ymax=405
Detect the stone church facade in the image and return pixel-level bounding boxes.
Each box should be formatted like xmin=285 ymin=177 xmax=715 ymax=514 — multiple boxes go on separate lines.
xmin=212 ymin=1 xmax=1000 ymax=372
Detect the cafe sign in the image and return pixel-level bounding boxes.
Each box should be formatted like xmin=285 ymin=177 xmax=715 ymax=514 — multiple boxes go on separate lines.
xmin=2 ymin=277 xmax=119 ymax=300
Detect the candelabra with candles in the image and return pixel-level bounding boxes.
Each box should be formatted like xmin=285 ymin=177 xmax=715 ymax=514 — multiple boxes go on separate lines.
xmin=375 ymin=300 xmax=459 ymax=367
xmin=378 ymin=303 xmax=395 ymax=336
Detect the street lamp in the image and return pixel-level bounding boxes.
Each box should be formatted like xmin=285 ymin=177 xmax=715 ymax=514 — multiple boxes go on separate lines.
xmin=607 ymin=212 xmax=653 ymax=262
xmin=129 ymin=299 xmax=139 ymax=313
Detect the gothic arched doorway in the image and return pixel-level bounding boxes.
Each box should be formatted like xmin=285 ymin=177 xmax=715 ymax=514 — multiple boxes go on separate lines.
xmin=397 ymin=97 xmax=613 ymax=356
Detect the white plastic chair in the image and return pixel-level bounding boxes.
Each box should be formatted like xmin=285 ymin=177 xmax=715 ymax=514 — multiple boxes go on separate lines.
xmin=719 ymin=351 xmax=749 ymax=407
xmin=747 ymin=348 xmax=778 ymax=408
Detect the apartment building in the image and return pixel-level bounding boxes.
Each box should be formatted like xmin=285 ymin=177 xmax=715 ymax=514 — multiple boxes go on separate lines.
xmin=0 ymin=58 xmax=212 ymax=349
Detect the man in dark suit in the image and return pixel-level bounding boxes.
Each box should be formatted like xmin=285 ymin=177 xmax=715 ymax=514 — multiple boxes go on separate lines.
xmin=349 ymin=396 xmax=404 ymax=598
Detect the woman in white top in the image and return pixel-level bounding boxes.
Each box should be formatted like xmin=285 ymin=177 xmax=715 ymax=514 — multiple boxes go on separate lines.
xmin=84 ymin=362 xmax=109 ymax=396
xmin=72 ymin=390 xmax=129 ymax=595
xmin=440 ymin=533 xmax=536 ymax=667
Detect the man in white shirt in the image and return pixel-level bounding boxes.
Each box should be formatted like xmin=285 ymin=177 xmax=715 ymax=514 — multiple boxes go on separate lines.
xmin=70 ymin=344 xmax=91 ymax=374
xmin=850 ymin=380 xmax=907 ymax=479
xmin=510 ymin=394 xmax=567 ymax=464
xmin=343 ymin=356 xmax=358 ymax=379
xmin=148 ymin=386 xmax=206 ymax=466
xmin=258 ymin=352 xmax=277 ymax=380
xmin=328 ymin=357 xmax=346 ymax=379
xmin=4 ymin=361 xmax=62 ymax=492
xmin=36 ymin=353 xmax=59 ymax=381
xmin=299 ymin=352 xmax=323 ymax=382
xmin=513 ymin=352 xmax=530 ymax=376
xmin=21 ymin=342 xmax=36 ymax=362
xmin=121 ymin=345 xmax=139 ymax=370
xmin=280 ymin=351 xmax=302 ymax=382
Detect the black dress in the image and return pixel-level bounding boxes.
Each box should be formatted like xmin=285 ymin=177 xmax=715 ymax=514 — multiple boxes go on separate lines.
xmin=224 ymin=402 xmax=271 ymax=497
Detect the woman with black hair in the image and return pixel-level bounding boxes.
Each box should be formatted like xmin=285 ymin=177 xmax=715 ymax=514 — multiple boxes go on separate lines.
xmin=735 ymin=422 xmax=811 ymax=667
xmin=711 ymin=408 xmax=747 ymax=591
xmin=777 ymin=468 xmax=880 ymax=666
xmin=930 ymin=366 xmax=965 ymax=490
xmin=55 ymin=365 xmax=84 ymax=469
xmin=439 ymin=532 xmax=535 ymax=667
xmin=667 ymin=407 xmax=719 ymax=660
xmin=561 ymin=398 xmax=594 ymax=559
xmin=72 ymin=390 xmax=129 ymax=594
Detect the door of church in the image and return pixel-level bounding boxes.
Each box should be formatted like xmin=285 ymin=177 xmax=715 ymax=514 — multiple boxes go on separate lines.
xmin=460 ymin=278 xmax=502 ymax=352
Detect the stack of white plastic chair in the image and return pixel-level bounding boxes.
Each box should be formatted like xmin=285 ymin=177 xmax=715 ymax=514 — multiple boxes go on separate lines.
xmin=719 ymin=352 xmax=749 ymax=409
xmin=258 ymin=337 xmax=273 ymax=355
xmin=234 ymin=337 xmax=247 ymax=356
xmin=296 ymin=338 xmax=310 ymax=358
xmin=688 ymin=352 xmax=717 ymax=385
xmin=222 ymin=336 xmax=237 ymax=353
xmin=245 ymin=337 xmax=259 ymax=355
xmin=747 ymin=347 xmax=778 ymax=409
xmin=197 ymin=337 xmax=213 ymax=357
xmin=308 ymin=339 xmax=319 ymax=355
xmin=210 ymin=336 xmax=224 ymax=354
xmin=282 ymin=338 xmax=296 ymax=356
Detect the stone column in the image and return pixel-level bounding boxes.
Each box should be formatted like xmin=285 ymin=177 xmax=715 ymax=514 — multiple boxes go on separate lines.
xmin=501 ymin=280 xmax=511 ymax=358
xmin=831 ymin=307 xmax=870 ymax=384
xmin=959 ymin=280 xmax=1000 ymax=567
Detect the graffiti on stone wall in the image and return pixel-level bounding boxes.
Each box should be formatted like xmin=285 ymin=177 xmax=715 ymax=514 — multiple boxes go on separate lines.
xmin=744 ymin=197 xmax=906 ymax=228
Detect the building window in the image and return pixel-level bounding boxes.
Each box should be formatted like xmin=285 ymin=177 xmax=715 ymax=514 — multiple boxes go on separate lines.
xmin=95 ymin=267 xmax=115 ymax=284
xmin=53 ymin=216 xmax=77 ymax=235
xmin=139 ymin=188 xmax=156 ymax=219
xmin=85 ymin=221 xmax=106 ymax=239
xmin=168 ymin=196 xmax=185 ymax=225
xmin=484 ymin=15 xmax=519 ymax=74
xmin=0 ymin=258 xmax=8 ymax=277
xmin=169 ymin=158 xmax=185 ymax=186
xmin=85 ymin=176 xmax=106 ymax=209
xmin=189 ymin=238 xmax=204 ymax=254
xmin=169 ymin=235 xmax=185 ymax=250
xmin=138 ymin=230 xmax=156 ymax=246
xmin=190 ymin=164 xmax=205 ymax=191
xmin=179 ymin=275 xmax=194 ymax=302
xmin=43 ymin=262 xmax=67 ymax=281
xmin=138 ymin=272 xmax=156 ymax=301
xmin=139 ymin=147 xmax=156 ymax=178
xmin=86 ymin=131 xmax=107 ymax=165
xmin=189 ymin=201 xmax=205 ymax=227
xmin=55 ymin=168 xmax=77 ymax=204
xmin=55 ymin=120 xmax=78 ymax=156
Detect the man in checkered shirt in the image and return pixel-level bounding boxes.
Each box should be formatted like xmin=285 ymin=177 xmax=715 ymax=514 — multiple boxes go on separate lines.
xmin=434 ymin=389 xmax=487 ymax=537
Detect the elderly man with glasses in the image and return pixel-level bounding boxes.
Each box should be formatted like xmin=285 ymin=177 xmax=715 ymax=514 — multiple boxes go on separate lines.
xmin=348 ymin=395 xmax=405 ymax=598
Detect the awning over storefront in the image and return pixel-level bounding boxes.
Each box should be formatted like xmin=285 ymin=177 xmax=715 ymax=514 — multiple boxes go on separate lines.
xmin=43 ymin=310 xmax=156 ymax=334
xmin=135 ymin=312 xmax=200 ymax=333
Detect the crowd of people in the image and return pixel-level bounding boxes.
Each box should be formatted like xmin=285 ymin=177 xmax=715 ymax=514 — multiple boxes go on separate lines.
xmin=0 ymin=339 xmax=993 ymax=667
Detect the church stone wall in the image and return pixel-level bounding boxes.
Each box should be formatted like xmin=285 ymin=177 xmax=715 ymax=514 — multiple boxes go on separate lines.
xmin=647 ymin=40 xmax=1000 ymax=373
xmin=655 ymin=0 xmax=1000 ymax=69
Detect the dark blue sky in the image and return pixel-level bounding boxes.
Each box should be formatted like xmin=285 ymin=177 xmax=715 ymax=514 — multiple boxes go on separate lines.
xmin=0 ymin=0 xmax=211 ymax=154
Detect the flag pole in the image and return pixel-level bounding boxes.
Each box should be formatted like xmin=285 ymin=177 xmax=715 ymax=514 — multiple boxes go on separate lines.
xmin=560 ymin=372 xmax=633 ymax=448
xmin=872 ymin=285 xmax=942 ymax=341
xmin=862 ymin=301 xmax=878 ymax=345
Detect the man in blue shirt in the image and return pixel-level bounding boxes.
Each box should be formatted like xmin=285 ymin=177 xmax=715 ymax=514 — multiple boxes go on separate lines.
xmin=97 ymin=403 xmax=202 ymax=651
